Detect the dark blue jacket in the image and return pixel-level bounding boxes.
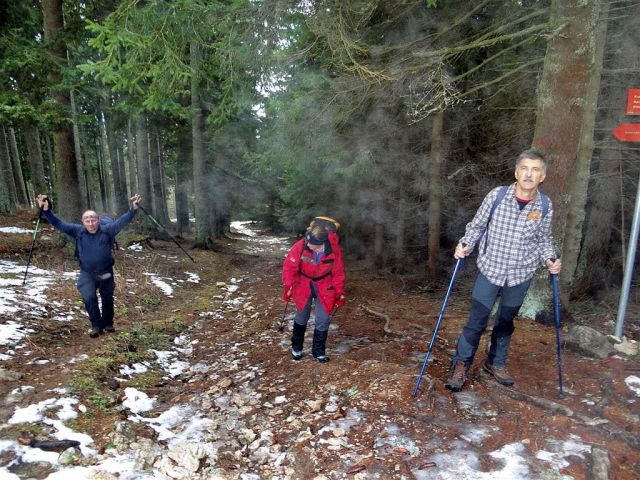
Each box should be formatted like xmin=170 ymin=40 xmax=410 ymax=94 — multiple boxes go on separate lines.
xmin=43 ymin=208 xmax=137 ymax=274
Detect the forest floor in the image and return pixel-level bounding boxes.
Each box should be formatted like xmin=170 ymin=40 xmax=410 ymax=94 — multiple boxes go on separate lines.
xmin=0 ymin=209 xmax=639 ymax=480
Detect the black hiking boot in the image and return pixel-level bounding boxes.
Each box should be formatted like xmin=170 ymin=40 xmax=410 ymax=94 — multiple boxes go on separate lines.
xmin=483 ymin=361 xmax=514 ymax=386
xmin=88 ymin=327 xmax=101 ymax=338
xmin=312 ymin=329 xmax=330 ymax=363
xmin=103 ymin=325 xmax=116 ymax=333
xmin=291 ymin=322 xmax=306 ymax=360
xmin=445 ymin=361 xmax=467 ymax=391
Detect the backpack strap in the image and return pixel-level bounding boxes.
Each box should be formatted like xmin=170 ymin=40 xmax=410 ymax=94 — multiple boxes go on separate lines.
xmin=487 ymin=186 xmax=508 ymax=227
xmin=481 ymin=186 xmax=508 ymax=254
xmin=540 ymin=192 xmax=550 ymax=219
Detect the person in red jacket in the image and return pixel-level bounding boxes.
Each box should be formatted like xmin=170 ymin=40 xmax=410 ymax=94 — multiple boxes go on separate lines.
xmin=282 ymin=221 xmax=346 ymax=363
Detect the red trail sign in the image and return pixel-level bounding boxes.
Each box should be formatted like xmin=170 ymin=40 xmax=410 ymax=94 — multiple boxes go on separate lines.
xmin=627 ymin=89 xmax=640 ymax=115
xmin=612 ymin=123 xmax=640 ymax=142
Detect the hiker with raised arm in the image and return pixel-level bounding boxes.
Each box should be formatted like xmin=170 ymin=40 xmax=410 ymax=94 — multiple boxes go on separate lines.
xmin=35 ymin=194 xmax=142 ymax=338
xmin=444 ymin=150 xmax=561 ymax=391
xmin=282 ymin=217 xmax=346 ymax=363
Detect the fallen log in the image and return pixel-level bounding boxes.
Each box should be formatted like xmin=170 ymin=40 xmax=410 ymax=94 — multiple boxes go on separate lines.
xmin=486 ymin=380 xmax=574 ymax=416
xmin=18 ymin=432 xmax=80 ymax=452
xmin=484 ymin=381 xmax=639 ymax=450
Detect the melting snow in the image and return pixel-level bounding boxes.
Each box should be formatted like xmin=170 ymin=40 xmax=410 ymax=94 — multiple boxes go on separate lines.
xmin=144 ymin=273 xmax=174 ymax=297
xmin=6 ymin=396 xmax=95 ymax=457
xmin=414 ymin=441 xmax=530 ymax=479
xmin=119 ymin=362 xmax=150 ymax=376
xmin=535 ymin=435 xmax=590 ymax=470
xmin=230 ymin=220 xmax=259 ymax=237
xmin=0 ymin=226 xmax=33 ymax=234
xmin=228 ymin=221 xmax=291 ymax=256
xmin=150 ymin=349 xmax=189 ymax=377
xmin=185 ymin=271 xmax=200 ymax=283
xmin=122 ymin=387 xmax=155 ymax=413
xmin=625 ymin=375 xmax=640 ymax=396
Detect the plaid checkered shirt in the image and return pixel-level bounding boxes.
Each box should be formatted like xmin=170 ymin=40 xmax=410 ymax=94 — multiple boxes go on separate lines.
xmin=460 ymin=183 xmax=557 ymax=287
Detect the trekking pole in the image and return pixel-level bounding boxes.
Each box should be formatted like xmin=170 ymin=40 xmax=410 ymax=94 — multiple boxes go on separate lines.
xmin=277 ymin=300 xmax=290 ymax=332
xmin=550 ymin=261 xmax=564 ymax=397
xmin=138 ymin=205 xmax=196 ymax=263
xmin=412 ymin=257 xmax=464 ymax=397
xmin=23 ymin=206 xmax=44 ymax=285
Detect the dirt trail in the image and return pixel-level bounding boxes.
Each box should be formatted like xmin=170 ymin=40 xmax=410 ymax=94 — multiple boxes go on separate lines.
xmin=0 ymin=215 xmax=638 ymax=479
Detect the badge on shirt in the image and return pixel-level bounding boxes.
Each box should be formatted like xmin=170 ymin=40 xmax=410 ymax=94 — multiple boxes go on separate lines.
xmin=528 ymin=211 xmax=542 ymax=221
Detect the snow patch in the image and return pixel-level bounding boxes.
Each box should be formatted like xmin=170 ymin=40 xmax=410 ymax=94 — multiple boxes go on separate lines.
xmin=123 ymin=387 xmax=156 ymax=413
xmin=625 ymin=375 xmax=640 ymax=396
xmin=0 ymin=226 xmax=33 ymax=234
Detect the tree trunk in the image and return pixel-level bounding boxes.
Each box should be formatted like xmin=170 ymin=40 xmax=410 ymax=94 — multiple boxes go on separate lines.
xmin=95 ymin=133 xmax=107 ymax=210
xmin=0 ymin=126 xmax=19 ymax=208
xmin=191 ymin=41 xmax=213 ymax=248
xmin=0 ymin=126 xmax=17 ymax=212
xmin=42 ymin=0 xmax=82 ymax=221
xmin=521 ymin=0 xmax=603 ymax=319
xmin=135 ymin=115 xmax=152 ymax=214
xmin=373 ymin=220 xmax=384 ymax=269
xmin=114 ymin=145 xmax=129 ymax=211
xmin=427 ymin=110 xmax=444 ymax=278
xmin=70 ymin=88 xmax=90 ymax=208
xmin=105 ymin=105 xmax=128 ymax=213
xmin=8 ymin=127 xmax=29 ymax=205
xmin=210 ymin=154 xmax=230 ymax=238
xmin=176 ymin=121 xmax=192 ymax=235
xmin=22 ymin=123 xmax=48 ymax=195
xmin=149 ymin=132 xmax=169 ymax=224
xmin=98 ymin=110 xmax=113 ymax=211
xmin=126 ymin=118 xmax=137 ymax=196
xmin=394 ymin=176 xmax=407 ymax=273
xmin=44 ymin=133 xmax=55 ymax=190
xmin=559 ymin=0 xmax=608 ymax=288
xmin=575 ymin=1 xmax=640 ymax=294
xmin=157 ymin=135 xmax=170 ymax=224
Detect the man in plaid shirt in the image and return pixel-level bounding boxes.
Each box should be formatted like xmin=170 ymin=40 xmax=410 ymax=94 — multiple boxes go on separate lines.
xmin=445 ymin=150 xmax=562 ymax=391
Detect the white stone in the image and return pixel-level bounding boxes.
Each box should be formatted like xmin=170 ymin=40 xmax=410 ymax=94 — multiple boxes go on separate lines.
xmin=613 ymin=337 xmax=639 ymax=356
xmin=166 ymin=443 xmax=206 ymax=472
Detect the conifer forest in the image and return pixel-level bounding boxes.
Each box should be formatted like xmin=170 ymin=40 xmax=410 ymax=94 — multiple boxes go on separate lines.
xmin=2 ymin=2 xmax=640 ymax=479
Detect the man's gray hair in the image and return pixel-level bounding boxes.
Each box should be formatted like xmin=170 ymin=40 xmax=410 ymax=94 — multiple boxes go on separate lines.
xmin=516 ymin=149 xmax=547 ymax=173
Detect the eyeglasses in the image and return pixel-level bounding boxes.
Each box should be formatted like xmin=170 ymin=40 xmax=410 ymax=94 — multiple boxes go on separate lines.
xmin=82 ymin=216 xmax=99 ymax=223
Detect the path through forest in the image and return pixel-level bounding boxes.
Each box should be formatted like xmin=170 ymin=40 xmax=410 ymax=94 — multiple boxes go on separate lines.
xmin=0 ymin=214 xmax=639 ymax=479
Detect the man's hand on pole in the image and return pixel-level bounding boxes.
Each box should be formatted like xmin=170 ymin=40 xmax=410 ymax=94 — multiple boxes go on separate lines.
xmin=546 ymin=258 xmax=562 ymax=275
xmin=35 ymin=194 xmax=49 ymax=211
xmin=454 ymin=242 xmax=471 ymax=259
xmin=130 ymin=194 xmax=142 ymax=210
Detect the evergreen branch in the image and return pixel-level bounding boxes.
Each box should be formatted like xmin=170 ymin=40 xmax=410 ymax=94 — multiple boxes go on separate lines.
xmin=453 ymin=36 xmax=533 ymax=82
xmin=458 ymin=57 xmax=544 ymax=99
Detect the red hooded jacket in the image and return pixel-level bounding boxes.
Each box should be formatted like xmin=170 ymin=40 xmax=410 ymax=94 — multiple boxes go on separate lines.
xmin=282 ymin=231 xmax=345 ymax=314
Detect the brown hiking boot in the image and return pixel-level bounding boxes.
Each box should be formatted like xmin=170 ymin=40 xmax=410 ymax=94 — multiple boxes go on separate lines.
xmin=445 ymin=361 xmax=467 ymax=391
xmin=483 ymin=361 xmax=514 ymax=386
